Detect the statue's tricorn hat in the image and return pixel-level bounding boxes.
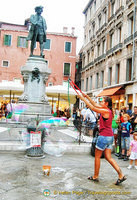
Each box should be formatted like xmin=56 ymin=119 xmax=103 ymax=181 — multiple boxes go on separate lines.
xmin=35 ymin=6 xmax=43 ymax=12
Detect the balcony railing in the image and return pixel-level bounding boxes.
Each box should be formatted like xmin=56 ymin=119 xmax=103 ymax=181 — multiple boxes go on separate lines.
xmin=82 ymin=61 xmax=94 ymax=71
xmin=124 ymin=34 xmax=133 ymax=44
xmin=96 ymin=23 xmax=107 ymax=35
xmin=115 ymin=6 xmax=124 ymax=17
xmin=126 ymin=0 xmax=134 ymax=6
xmin=90 ymin=35 xmax=95 ymax=41
xmin=96 ymin=28 xmax=102 ymax=35
xmin=108 ymin=14 xmax=115 ymax=23
xmin=106 ymin=43 xmax=123 ymax=56
xmin=108 ymin=7 xmax=124 ymax=25
xmin=94 ymin=54 xmax=106 ymax=64
xmin=124 ymin=32 xmax=137 ymax=45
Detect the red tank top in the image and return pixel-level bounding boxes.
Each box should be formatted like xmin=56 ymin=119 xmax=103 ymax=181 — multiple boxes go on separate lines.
xmin=99 ymin=109 xmax=113 ymax=136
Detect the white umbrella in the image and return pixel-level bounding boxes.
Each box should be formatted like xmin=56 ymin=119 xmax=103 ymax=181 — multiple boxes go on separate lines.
xmin=0 ymin=81 xmax=24 ymax=96
xmin=0 ymin=81 xmax=78 ymax=104
xmin=46 ymin=85 xmax=77 ymax=104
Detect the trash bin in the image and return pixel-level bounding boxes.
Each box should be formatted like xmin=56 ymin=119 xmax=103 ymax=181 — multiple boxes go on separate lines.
xmin=26 ymin=120 xmax=44 ymax=157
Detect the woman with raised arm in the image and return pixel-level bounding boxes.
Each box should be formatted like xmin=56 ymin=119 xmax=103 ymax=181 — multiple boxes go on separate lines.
xmin=78 ymin=94 xmax=126 ymax=185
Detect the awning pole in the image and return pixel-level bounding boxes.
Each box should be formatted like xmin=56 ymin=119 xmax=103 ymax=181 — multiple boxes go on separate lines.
xmin=52 ymin=97 xmax=54 ymax=113
xmin=68 ymin=79 xmax=71 ymax=114
xmin=10 ymin=90 xmax=11 ymax=103
xmin=57 ymin=94 xmax=60 ymax=116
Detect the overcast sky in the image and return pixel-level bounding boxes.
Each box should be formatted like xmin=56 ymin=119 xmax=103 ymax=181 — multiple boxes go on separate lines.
xmin=0 ymin=0 xmax=89 ymax=53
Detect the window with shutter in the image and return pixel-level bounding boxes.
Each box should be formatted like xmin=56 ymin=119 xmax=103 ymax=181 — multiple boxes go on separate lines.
xmin=65 ymin=42 xmax=71 ymax=53
xmin=4 ymin=35 xmax=11 ymax=46
xmin=108 ymin=67 xmax=112 ymax=86
xmin=44 ymin=39 xmax=51 ymax=50
xmin=86 ymin=77 xmax=88 ymax=91
xmin=115 ymin=64 xmax=120 ymax=84
xmin=126 ymin=58 xmax=132 ymax=81
xmin=17 ymin=36 xmax=28 ymax=48
xmin=96 ymin=73 xmax=99 ymax=89
xmin=102 ymin=40 xmax=106 ymax=54
xmin=81 ymin=80 xmax=84 ymax=91
xmin=64 ymin=63 xmax=70 ymax=76
xmin=100 ymin=71 xmax=104 ymax=88
xmin=90 ymin=76 xmax=92 ymax=90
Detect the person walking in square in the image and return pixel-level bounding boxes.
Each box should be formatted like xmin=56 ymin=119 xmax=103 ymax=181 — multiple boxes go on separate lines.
xmin=77 ymin=94 xmax=126 ymax=185
xmin=83 ymin=107 xmax=97 ymax=136
xmin=127 ymin=131 xmax=137 ymax=169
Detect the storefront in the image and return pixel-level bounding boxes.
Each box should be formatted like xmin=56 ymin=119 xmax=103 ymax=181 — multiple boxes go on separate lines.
xmin=97 ymin=86 xmax=125 ymax=110
xmin=125 ymin=83 xmax=137 ymax=109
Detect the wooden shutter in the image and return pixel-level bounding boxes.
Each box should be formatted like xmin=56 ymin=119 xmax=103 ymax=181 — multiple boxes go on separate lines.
xmin=26 ymin=40 xmax=28 ymax=48
xmin=64 ymin=63 xmax=70 ymax=76
xmin=65 ymin=42 xmax=71 ymax=52
xmin=4 ymin=35 xmax=11 ymax=45
xmin=108 ymin=68 xmax=111 ymax=86
xmin=115 ymin=65 xmax=118 ymax=84
xmin=17 ymin=36 xmax=20 ymax=47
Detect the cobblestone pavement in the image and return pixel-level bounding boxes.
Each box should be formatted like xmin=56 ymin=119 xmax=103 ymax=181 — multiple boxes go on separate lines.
xmin=0 ymin=152 xmax=136 ymax=200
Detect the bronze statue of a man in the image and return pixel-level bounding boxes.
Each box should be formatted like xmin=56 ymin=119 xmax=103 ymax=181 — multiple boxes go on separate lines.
xmin=27 ymin=6 xmax=47 ymax=57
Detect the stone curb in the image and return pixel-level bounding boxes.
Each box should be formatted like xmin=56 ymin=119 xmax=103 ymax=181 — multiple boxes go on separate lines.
xmin=0 ymin=141 xmax=92 ymax=154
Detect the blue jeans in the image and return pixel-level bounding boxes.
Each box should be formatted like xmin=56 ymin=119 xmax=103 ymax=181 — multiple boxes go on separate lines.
xmin=121 ymin=136 xmax=130 ymax=150
xmin=96 ymin=136 xmax=114 ymax=151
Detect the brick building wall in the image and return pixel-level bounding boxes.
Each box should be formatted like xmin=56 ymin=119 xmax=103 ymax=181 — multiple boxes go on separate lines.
xmin=0 ymin=22 xmax=77 ymax=87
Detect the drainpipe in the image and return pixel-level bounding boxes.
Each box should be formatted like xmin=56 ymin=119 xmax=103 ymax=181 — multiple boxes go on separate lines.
xmin=132 ymin=0 xmax=136 ymax=80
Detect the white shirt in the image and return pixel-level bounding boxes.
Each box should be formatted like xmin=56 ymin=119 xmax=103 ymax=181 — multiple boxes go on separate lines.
xmin=85 ymin=108 xmax=96 ymax=123
xmin=81 ymin=108 xmax=87 ymax=117
xmin=7 ymin=103 xmax=16 ymax=112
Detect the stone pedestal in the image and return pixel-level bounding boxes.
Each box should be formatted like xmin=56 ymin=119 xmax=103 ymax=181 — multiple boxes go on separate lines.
xmin=19 ymin=56 xmax=52 ymax=122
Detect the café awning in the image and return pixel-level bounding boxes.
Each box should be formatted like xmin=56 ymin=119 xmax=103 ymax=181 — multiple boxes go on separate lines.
xmin=97 ymin=86 xmax=122 ymax=97
xmin=46 ymin=85 xmax=77 ymax=104
xmin=0 ymin=81 xmax=77 ymax=104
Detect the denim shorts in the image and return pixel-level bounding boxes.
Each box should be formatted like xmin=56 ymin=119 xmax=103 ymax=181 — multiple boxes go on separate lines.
xmin=96 ymin=136 xmax=114 ymax=151
xmin=121 ymin=136 xmax=130 ymax=150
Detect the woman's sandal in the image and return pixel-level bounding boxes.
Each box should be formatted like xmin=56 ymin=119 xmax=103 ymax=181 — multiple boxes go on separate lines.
xmin=115 ymin=176 xmax=127 ymax=185
xmin=88 ymin=176 xmax=99 ymax=182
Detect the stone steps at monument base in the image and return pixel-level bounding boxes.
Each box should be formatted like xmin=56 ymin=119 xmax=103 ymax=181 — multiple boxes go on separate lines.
xmin=0 ymin=141 xmax=91 ymax=154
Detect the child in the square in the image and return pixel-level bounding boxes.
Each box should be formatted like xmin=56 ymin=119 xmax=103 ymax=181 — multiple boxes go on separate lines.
xmin=118 ymin=114 xmax=132 ymax=161
xmin=127 ymin=131 xmax=137 ymax=169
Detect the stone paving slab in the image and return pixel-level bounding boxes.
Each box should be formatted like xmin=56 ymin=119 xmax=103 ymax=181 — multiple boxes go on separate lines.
xmin=0 ymin=153 xmax=136 ymax=200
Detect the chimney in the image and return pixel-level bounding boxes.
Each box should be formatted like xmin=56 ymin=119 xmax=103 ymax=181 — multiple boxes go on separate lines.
xmin=63 ymin=27 xmax=68 ymax=34
xmin=71 ymin=27 xmax=75 ymax=35
xmin=24 ymin=18 xmax=31 ymax=30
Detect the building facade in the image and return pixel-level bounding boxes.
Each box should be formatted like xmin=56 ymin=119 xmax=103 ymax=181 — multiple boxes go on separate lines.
xmin=0 ymin=22 xmax=77 ymax=90
xmin=81 ymin=0 xmax=137 ymax=110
